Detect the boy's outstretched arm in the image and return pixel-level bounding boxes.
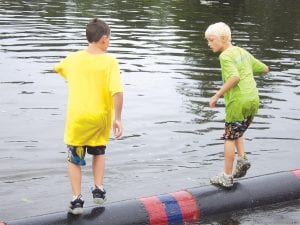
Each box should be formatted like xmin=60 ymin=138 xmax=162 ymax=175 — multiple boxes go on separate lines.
xmin=113 ymin=92 xmax=123 ymax=138
xmin=209 ymin=75 xmax=240 ymax=108
xmin=263 ymin=65 xmax=269 ymax=73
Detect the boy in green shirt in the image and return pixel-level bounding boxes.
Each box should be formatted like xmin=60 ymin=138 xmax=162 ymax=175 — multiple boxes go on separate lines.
xmin=205 ymin=22 xmax=269 ymax=188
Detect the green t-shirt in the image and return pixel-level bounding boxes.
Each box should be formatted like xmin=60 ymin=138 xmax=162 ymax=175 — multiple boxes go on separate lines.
xmin=219 ymin=46 xmax=267 ymax=122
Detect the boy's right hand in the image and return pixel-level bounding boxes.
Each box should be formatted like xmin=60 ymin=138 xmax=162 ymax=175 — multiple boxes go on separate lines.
xmin=209 ymin=95 xmax=219 ymax=108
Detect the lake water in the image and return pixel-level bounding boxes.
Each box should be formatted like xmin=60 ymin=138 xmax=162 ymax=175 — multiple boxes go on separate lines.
xmin=0 ymin=0 xmax=299 ymax=224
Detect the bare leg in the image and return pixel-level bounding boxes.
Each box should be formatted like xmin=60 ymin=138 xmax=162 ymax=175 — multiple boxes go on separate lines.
xmin=224 ymin=139 xmax=235 ymax=175
xmin=92 ymin=155 xmax=105 ymax=187
xmin=235 ymin=136 xmax=245 ymax=159
xmin=68 ymin=162 xmax=82 ymax=197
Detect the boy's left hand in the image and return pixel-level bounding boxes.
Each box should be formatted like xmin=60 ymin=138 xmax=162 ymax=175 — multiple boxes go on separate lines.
xmin=113 ymin=119 xmax=123 ymax=138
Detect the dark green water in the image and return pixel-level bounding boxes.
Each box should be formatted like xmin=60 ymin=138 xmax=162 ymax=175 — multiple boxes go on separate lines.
xmin=0 ymin=0 xmax=299 ymax=224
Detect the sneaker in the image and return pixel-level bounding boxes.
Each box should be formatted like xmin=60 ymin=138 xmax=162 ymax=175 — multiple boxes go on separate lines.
xmin=210 ymin=172 xmax=233 ymax=188
xmin=92 ymin=186 xmax=106 ymax=204
xmin=233 ymin=156 xmax=251 ymax=178
xmin=68 ymin=195 xmax=84 ymax=215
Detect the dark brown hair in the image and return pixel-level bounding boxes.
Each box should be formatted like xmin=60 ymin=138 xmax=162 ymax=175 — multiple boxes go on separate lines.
xmin=86 ymin=18 xmax=110 ymax=43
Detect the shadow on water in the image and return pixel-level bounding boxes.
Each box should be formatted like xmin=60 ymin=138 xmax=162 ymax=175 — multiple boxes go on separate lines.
xmin=0 ymin=0 xmax=299 ymax=223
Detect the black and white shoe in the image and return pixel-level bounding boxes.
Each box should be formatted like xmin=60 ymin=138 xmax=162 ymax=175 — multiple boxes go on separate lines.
xmin=92 ymin=186 xmax=106 ymax=205
xmin=68 ymin=195 xmax=84 ymax=215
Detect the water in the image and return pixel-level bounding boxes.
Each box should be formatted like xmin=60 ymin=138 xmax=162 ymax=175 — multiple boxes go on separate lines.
xmin=0 ymin=0 xmax=299 ymax=224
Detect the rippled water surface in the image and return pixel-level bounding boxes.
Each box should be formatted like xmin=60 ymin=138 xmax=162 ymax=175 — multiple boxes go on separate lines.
xmin=0 ymin=0 xmax=299 ymax=224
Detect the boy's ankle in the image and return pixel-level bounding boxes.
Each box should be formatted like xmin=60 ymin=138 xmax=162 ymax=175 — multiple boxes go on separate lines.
xmin=223 ymin=172 xmax=233 ymax=177
xmin=72 ymin=194 xmax=83 ymax=201
xmin=238 ymin=154 xmax=248 ymax=160
xmin=94 ymin=185 xmax=104 ymax=191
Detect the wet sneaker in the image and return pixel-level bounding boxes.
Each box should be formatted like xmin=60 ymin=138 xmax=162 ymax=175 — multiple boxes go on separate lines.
xmin=92 ymin=186 xmax=106 ymax=204
xmin=68 ymin=195 xmax=84 ymax=215
xmin=210 ymin=172 xmax=233 ymax=188
xmin=233 ymin=156 xmax=251 ymax=178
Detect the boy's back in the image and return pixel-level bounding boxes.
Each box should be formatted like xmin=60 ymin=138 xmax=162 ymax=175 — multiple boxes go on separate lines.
xmin=54 ymin=50 xmax=122 ymax=146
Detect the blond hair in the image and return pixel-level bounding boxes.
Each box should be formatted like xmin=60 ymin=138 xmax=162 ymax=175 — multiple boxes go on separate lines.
xmin=205 ymin=22 xmax=231 ymax=41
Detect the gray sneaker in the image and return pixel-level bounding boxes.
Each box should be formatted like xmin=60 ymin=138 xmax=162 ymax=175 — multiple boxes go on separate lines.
xmin=233 ymin=156 xmax=251 ymax=178
xmin=210 ymin=172 xmax=233 ymax=188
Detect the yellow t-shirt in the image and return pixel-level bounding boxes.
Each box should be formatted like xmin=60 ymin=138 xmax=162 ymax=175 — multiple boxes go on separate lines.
xmin=54 ymin=50 xmax=123 ymax=146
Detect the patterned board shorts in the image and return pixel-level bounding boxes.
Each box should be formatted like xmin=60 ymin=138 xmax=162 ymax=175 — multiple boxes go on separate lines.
xmin=223 ymin=117 xmax=253 ymax=140
xmin=67 ymin=145 xmax=106 ymax=166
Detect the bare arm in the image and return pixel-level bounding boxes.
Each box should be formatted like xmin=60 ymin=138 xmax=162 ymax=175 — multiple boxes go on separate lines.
xmin=113 ymin=92 xmax=123 ymax=138
xmin=209 ymin=76 xmax=240 ymax=108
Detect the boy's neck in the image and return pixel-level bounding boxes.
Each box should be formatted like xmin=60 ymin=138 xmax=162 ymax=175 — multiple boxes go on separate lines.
xmin=221 ymin=42 xmax=233 ymax=52
xmin=86 ymin=43 xmax=106 ymax=54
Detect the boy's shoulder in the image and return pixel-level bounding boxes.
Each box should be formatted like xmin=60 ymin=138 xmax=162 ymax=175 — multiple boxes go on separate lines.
xmin=104 ymin=53 xmax=117 ymax=60
xmin=220 ymin=46 xmax=250 ymax=59
xmin=104 ymin=53 xmax=119 ymax=65
xmin=64 ymin=50 xmax=84 ymax=59
xmin=66 ymin=51 xmax=117 ymax=61
xmin=105 ymin=52 xmax=118 ymax=60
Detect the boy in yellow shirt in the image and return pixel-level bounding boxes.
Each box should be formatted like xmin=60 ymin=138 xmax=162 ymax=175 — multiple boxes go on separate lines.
xmin=54 ymin=18 xmax=123 ymax=214
xmin=205 ymin=22 xmax=269 ymax=188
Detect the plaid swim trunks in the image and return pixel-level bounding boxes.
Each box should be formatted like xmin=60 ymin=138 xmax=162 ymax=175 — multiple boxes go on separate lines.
xmin=223 ymin=117 xmax=253 ymax=140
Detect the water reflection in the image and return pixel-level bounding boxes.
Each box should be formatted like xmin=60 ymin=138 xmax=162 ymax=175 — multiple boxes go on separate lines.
xmin=197 ymin=200 xmax=300 ymax=225
xmin=0 ymin=0 xmax=299 ymax=223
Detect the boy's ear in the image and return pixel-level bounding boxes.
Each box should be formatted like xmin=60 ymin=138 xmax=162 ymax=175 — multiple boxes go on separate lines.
xmin=220 ymin=35 xmax=229 ymax=43
xmin=100 ymin=35 xmax=109 ymax=44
